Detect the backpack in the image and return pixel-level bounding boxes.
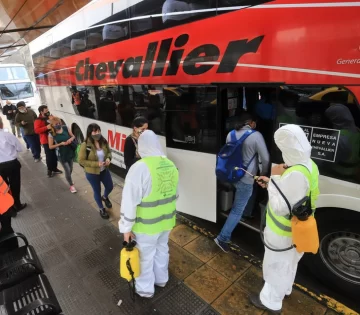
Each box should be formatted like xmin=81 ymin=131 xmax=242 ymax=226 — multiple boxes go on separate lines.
xmin=215 ymin=129 xmax=257 ymax=183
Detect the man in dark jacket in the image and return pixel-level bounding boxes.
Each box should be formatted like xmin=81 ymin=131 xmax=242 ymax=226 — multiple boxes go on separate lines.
xmin=34 ymin=105 xmax=62 ymax=177
xmin=14 ymin=101 xmax=41 ymax=162
xmin=2 ymin=100 xmax=20 ymax=137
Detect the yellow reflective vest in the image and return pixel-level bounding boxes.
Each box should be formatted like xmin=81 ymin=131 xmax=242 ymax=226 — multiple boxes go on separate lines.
xmin=132 ymin=156 xmax=179 ymax=235
xmin=266 ymin=160 xmax=320 ymax=237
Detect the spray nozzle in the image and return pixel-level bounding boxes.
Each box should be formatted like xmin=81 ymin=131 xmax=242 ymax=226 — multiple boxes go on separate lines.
xmin=123 ymin=239 xmax=137 ymax=251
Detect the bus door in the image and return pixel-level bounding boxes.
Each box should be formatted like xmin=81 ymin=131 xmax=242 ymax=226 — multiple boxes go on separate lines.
xmin=215 ymin=84 xmax=279 ymax=231
xmin=164 ymin=85 xmax=218 ymax=222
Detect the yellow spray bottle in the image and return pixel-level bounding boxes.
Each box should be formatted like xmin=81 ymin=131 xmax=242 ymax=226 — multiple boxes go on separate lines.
xmin=120 ymin=239 xmax=140 ymax=281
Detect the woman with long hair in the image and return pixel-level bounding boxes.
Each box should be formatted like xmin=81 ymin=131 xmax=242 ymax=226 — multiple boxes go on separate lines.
xmin=48 ymin=116 xmax=77 ymax=193
xmin=124 ymin=116 xmax=148 ymax=172
xmin=78 ymin=123 xmax=113 ymax=219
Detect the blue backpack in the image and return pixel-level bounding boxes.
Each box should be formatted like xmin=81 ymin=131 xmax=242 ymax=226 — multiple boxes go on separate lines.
xmin=215 ymin=129 xmax=257 ymax=183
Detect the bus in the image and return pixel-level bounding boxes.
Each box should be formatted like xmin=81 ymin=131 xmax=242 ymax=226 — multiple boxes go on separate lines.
xmin=28 ymin=0 xmax=360 ymax=299
xmin=0 ymin=64 xmax=40 ymax=112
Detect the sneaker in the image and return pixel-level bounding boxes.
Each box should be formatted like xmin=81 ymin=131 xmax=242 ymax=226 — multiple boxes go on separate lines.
xmin=102 ymin=196 xmax=112 ymax=208
xmin=34 ymin=159 xmax=40 ymax=162
xmin=47 ymin=170 xmax=53 ymax=178
xmin=70 ymin=185 xmax=77 ymax=193
xmin=52 ymin=169 xmax=63 ymax=175
xmin=214 ymin=237 xmax=230 ymax=253
xmin=99 ymin=208 xmax=109 ymax=219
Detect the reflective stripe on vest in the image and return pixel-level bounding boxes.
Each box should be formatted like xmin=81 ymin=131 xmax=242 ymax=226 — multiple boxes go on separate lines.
xmin=132 ymin=156 xmax=179 ymax=235
xmin=266 ymin=160 xmax=320 ymax=237
xmin=0 ymin=178 xmax=10 ymax=195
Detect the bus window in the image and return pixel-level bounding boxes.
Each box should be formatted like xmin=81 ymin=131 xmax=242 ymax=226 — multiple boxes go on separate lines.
xmin=11 ymin=67 xmax=29 ymax=80
xmin=69 ymin=86 xmax=97 ymax=119
xmin=0 ymin=67 xmax=29 ymax=81
xmin=129 ymin=0 xmax=164 ymax=37
xmin=164 ymin=85 xmax=217 ymax=154
xmin=0 ymin=82 xmax=34 ymax=100
xmin=87 ymin=6 xmax=130 ymax=49
xmin=117 ymin=85 xmax=166 ymax=135
xmin=129 ymin=0 xmax=216 ymax=37
xmin=274 ymin=85 xmax=360 ymax=184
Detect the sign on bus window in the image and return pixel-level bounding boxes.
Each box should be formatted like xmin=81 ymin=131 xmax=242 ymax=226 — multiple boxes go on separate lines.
xmin=279 ymin=123 xmax=340 ymax=162
xmin=275 ymin=85 xmax=360 ymax=184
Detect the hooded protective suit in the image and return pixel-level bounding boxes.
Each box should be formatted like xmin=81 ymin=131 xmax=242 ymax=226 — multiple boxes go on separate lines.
xmin=119 ymin=130 xmax=179 ymax=298
xmin=260 ymin=124 xmax=318 ymax=311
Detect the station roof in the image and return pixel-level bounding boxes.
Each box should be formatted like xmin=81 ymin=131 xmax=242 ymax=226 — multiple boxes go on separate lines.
xmin=0 ymin=0 xmax=89 ymax=62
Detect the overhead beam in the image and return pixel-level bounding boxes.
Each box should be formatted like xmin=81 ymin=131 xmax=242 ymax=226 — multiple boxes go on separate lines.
xmin=0 ymin=43 xmax=26 ymax=49
xmin=1 ymin=25 xmax=55 ymax=33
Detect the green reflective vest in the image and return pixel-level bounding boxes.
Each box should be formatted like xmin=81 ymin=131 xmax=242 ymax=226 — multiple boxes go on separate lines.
xmin=132 ymin=156 xmax=179 ymax=235
xmin=266 ymin=160 xmax=320 ymax=237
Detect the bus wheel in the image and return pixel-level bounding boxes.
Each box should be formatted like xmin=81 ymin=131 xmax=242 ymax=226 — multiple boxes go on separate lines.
xmin=305 ymin=208 xmax=360 ymax=299
xmin=72 ymin=124 xmax=84 ymax=143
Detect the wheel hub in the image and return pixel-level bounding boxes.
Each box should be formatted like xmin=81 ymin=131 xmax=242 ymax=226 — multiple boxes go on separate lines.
xmin=320 ymin=231 xmax=360 ymax=284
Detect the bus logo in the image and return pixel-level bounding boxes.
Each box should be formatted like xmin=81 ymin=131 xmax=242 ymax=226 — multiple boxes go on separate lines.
xmin=75 ymin=34 xmax=264 ymax=81
xmin=108 ymin=130 xmax=127 ymax=153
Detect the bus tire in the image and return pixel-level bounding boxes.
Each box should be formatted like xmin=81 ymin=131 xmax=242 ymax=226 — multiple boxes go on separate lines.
xmin=303 ymin=208 xmax=360 ymax=300
xmin=72 ymin=123 xmax=84 ymax=143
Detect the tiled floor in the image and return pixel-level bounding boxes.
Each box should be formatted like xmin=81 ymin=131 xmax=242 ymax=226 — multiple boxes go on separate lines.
xmin=2 ymin=114 xmax=355 ymax=315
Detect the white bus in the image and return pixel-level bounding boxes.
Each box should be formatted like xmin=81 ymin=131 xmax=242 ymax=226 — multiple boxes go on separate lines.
xmin=28 ymin=0 xmax=360 ymax=299
xmin=0 ymin=63 xmax=40 ymax=112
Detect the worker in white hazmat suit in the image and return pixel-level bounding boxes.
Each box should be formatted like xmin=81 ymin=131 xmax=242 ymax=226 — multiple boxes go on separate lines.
xmin=250 ymin=124 xmax=320 ymax=313
xmin=119 ymin=130 xmax=179 ymax=298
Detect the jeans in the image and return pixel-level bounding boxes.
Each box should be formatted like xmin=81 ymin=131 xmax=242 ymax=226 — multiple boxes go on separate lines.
xmin=85 ymin=169 xmax=114 ymax=209
xmin=217 ymin=181 xmax=253 ymax=243
xmin=243 ymin=182 xmax=258 ymax=217
xmin=43 ymin=143 xmax=58 ymax=171
xmin=60 ymin=159 xmax=73 ymax=186
xmin=20 ymin=128 xmax=30 ymax=149
xmin=24 ymin=134 xmax=41 ymax=159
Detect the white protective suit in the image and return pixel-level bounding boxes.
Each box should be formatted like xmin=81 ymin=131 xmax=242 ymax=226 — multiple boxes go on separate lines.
xmin=119 ymin=130 xmax=178 ymax=298
xmin=260 ymin=124 xmax=317 ymax=311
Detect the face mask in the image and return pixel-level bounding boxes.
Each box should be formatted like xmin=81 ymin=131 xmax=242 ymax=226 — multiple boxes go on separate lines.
xmin=18 ymin=109 xmax=26 ymax=113
xmin=44 ymin=112 xmax=50 ymax=117
xmin=54 ymin=125 xmax=62 ymax=130
xmin=92 ymin=134 xmax=102 ymax=141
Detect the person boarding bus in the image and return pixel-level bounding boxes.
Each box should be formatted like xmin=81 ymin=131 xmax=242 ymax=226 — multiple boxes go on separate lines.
xmin=215 ymin=113 xmax=270 ymax=253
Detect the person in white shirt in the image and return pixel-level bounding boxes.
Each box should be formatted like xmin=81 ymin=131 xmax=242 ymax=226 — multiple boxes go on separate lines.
xmin=119 ymin=130 xmax=179 ymax=298
xmin=0 ymin=116 xmax=27 ymax=212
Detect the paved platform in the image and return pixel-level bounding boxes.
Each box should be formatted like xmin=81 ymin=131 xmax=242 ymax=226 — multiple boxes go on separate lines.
xmin=2 ymin=115 xmax=357 ymax=315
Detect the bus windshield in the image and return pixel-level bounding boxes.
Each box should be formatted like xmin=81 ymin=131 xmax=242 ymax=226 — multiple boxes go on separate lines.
xmin=0 ymin=82 xmax=34 ymax=100
xmin=0 ymin=67 xmax=29 ymax=81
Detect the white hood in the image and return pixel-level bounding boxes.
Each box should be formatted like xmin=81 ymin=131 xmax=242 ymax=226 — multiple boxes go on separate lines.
xmin=274 ymin=124 xmax=311 ymax=167
xmin=138 ymin=130 xmax=165 ymax=158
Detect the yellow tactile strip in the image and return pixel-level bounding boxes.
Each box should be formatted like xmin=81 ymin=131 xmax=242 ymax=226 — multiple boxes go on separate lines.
xmin=175 ymin=214 xmax=359 ymax=315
